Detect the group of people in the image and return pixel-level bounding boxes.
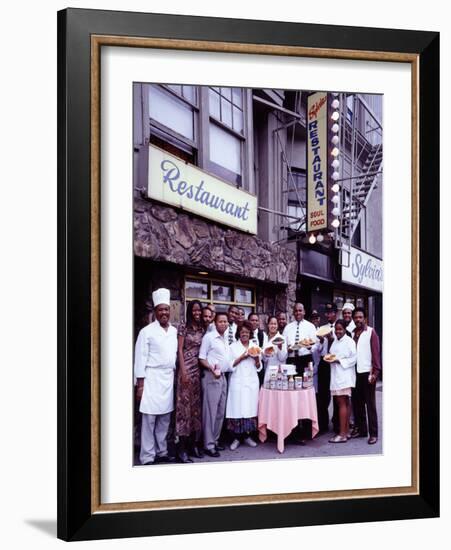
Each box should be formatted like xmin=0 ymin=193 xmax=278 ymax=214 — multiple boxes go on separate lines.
xmin=134 ymin=288 xmax=382 ymax=466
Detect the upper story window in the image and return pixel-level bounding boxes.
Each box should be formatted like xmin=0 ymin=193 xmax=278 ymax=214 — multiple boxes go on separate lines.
xmin=146 ymin=84 xmax=250 ymax=189
xmin=208 ymin=87 xmax=245 ymax=186
xmin=149 ymin=86 xmax=196 ymax=141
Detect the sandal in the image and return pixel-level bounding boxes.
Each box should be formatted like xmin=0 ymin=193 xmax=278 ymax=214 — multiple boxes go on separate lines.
xmin=329 ymin=434 xmax=348 ymax=443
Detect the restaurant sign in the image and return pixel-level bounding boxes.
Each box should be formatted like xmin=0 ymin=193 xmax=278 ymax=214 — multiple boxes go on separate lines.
xmin=307 ymin=92 xmax=329 ymax=232
xmin=148 ymin=145 xmax=257 ymax=234
xmin=342 ymin=247 xmax=383 ymax=293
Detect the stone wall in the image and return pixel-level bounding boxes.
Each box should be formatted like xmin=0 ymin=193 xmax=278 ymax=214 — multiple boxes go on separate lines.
xmin=134 ymin=198 xmax=298 ymax=315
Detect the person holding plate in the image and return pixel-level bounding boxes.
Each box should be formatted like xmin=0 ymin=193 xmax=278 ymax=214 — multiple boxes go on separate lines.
xmin=262 ymin=316 xmax=288 ymax=385
xmin=226 ymin=321 xmax=262 ymax=450
xmin=323 ymin=319 xmax=357 ymax=443
xmin=283 ymin=302 xmax=319 ymax=443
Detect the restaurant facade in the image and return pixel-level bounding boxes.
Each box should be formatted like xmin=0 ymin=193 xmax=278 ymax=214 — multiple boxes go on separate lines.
xmin=133 ymin=83 xmax=383 ymax=337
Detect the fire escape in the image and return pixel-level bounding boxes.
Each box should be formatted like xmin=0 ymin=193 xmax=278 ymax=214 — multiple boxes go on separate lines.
xmin=335 ymin=93 xmax=383 ymax=266
xmin=259 ymin=91 xmax=382 ymax=257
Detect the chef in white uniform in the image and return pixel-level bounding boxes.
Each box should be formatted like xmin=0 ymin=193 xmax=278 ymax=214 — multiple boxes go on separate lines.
xmin=134 ymin=288 xmax=177 ymax=465
xmin=341 ymin=302 xmax=356 ymax=334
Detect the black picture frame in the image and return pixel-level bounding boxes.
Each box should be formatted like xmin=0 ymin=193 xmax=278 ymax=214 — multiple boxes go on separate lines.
xmin=57 ymin=8 xmax=439 ymax=541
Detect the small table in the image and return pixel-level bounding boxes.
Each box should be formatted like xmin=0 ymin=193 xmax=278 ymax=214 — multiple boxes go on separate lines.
xmin=258 ymin=387 xmax=319 ymax=453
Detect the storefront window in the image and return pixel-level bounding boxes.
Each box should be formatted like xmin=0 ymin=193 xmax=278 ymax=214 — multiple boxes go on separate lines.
xmin=235 ymin=286 xmax=253 ymax=304
xmin=334 ymin=294 xmax=345 ymax=310
xmin=212 ymin=283 xmax=232 ymax=302
xmin=356 ymin=297 xmax=365 ymax=308
xmin=185 ymin=279 xmax=209 ymax=300
xmin=333 ymin=291 xmax=367 ymax=319
xmin=185 ymin=277 xmax=255 ymax=316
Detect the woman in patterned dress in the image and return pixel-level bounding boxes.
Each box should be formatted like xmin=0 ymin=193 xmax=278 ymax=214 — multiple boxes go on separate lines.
xmin=176 ymin=300 xmax=204 ymax=463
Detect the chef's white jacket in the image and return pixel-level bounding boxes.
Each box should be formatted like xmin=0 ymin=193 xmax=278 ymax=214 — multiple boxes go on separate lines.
xmin=134 ymin=321 xmax=178 ymax=415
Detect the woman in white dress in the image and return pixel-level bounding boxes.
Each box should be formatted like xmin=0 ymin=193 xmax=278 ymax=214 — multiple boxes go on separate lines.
xmin=324 ymin=319 xmax=357 ymax=443
xmin=226 ymin=320 xmax=262 ymax=450
xmin=262 ymin=316 xmax=288 ymax=384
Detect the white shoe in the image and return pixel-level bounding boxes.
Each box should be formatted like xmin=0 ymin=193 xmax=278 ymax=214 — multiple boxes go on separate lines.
xmin=230 ymin=439 xmax=240 ymax=451
xmin=244 ymin=436 xmax=257 ymax=447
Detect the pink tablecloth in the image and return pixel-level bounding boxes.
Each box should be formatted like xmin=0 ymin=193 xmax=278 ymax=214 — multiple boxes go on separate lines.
xmin=258 ymin=387 xmax=318 ymax=453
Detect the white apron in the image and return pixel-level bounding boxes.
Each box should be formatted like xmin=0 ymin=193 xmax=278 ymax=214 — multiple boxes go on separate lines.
xmin=140 ymin=364 xmax=175 ymax=415
xmin=226 ymin=341 xmax=261 ymax=419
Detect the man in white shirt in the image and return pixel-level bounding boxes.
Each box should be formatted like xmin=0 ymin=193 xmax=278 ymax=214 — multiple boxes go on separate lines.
xmin=284 ymin=303 xmax=317 ymax=371
xmin=276 ymin=311 xmax=288 ymax=335
xmin=283 ymin=303 xmax=318 ymax=443
xmin=226 ymin=305 xmax=239 ymax=345
xmin=202 ymin=306 xmax=214 ymax=333
xmin=248 ymin=312 xmax=268 ymax=386
xmin=248 ymin=312 xmax=268 ymax=349
xmin=350 ymin=307 xmax=382 ymax=445
xmin=199 ymin=312 xmax=234 ymax=457
xmin=134 ymin=288 xmax=178 ymax=465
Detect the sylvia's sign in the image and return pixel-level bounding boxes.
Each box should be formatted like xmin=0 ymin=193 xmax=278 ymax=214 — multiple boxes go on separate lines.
xmin=342 ymin=247 xmax=383 ymax=292
xmin=148 ymin=145 xmax=257 ymax=234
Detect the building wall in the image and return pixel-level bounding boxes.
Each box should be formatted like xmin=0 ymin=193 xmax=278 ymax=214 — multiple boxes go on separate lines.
xmin=134 ymin=199 xmax=298 ymax=317
xmin=365 ymin=178 xmax=383 ymax=258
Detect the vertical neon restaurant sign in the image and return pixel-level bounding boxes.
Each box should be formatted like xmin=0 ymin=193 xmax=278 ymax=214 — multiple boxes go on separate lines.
xmin=307 ymin=92 xmax=329 ymax=232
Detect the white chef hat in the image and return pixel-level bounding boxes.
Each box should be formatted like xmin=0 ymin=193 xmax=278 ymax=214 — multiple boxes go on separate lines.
xmin=342 ymin=302 xmax=355 ymax=312
xmin=152 ymin=288 xmax=170 ymax=307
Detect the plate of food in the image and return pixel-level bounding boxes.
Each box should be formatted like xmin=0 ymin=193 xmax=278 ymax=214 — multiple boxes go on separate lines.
xmin=248 ymin=345 xmax=262 ymax=357
xmin=323 ymin=353 xmax=337 ymax=362
xmin=271 ymin=336 xmax=285 ymax=345
xmin=316 ymin=326 xmax=332 ymax=337
xmin=300 ymin=337 xmax=316 ymax=347
xmin=264 ymin=345 xmax=275 ymax=356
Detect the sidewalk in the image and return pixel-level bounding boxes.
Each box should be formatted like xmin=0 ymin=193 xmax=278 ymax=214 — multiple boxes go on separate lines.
xmin=191 ymin=381 xmax=382 ymax=464
xmin=134 ymin=382 xmax=382 ymax=466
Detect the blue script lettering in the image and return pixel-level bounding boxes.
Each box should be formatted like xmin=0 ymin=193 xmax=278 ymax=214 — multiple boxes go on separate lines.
xmin=351 ymin=253 xmax=383 ymax=285
xmin=160 ymin=159 xmax=250 ymax=221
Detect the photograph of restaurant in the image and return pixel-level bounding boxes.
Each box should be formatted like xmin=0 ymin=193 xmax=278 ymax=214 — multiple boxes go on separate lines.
xmin=133 ymin=82 xmax=383 ymax=464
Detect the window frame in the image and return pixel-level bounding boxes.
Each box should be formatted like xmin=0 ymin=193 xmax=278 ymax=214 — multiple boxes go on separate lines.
xmin=184 ymin=276 xmax=256 ymax=313
xmin=144 ymin=83 xmax=253 ymax=190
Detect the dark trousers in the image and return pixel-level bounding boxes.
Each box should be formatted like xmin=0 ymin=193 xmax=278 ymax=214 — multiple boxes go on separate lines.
xmin=287 ymin=354 xmax=312 ymax=439
xmin=352 ymin=372 xmax=378 ymax=437
xmin=317 ymin=359 xmax=331 ymax=432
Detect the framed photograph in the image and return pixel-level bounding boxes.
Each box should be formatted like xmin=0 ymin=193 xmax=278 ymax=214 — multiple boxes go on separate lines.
xmin=57 ymin=8 xmax=439 ymax=541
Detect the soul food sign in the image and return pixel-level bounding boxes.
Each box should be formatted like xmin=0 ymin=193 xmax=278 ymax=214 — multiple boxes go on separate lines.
xmin=148 ymin=145 xmax=257 ymax=234
xmin=307 ymin=92 xmax=329 ymax=232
